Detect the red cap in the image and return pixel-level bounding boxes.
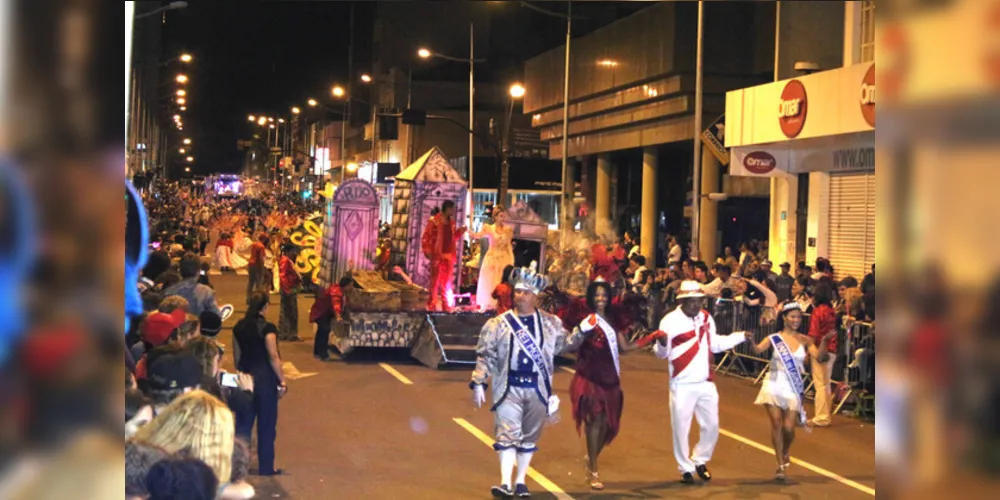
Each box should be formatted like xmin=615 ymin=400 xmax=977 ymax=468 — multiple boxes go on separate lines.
xmin=140 ymin=309 xmax=186 ymax=346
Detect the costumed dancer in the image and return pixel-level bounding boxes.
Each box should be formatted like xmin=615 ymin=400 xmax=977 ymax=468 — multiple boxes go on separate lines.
xmin=421 ymin=200 xmax=466 ymax=312
xmin=749 ymin=301 xmax=835 ymax=481
xmin=653 ymin=281 xmax=752 ymax=483
xmin=470 ymin=263 xmax=590 ymax=498
xmin=473 ymin=205 xmax=515 ymax=312
xmin=568 ymin=278 xmax=656 ymax=490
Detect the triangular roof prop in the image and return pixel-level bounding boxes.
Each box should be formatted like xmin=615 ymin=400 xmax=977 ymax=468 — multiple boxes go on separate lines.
xmin=395 ymin=147 xmax=467 ymax=184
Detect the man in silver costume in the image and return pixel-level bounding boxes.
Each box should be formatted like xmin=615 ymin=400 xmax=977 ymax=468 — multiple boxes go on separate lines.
xmin=470 ymin=263 xmax=591 ymax=498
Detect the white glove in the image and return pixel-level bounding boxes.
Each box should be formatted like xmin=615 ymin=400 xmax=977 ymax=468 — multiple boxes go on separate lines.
xmin=579 ymin=314 xmax=598 ymax=333
xmin=473 ymin=385 xmax=486 ymax=409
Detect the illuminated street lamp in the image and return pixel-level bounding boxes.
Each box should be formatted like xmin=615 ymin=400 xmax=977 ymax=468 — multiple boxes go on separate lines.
xmin=360 ymin=74 xmax=372 ymax=83
xmin=177 ymin=97 xmax=186 ymax=105
xmin=417 ymin=48 xmax=432 ymax=59
xmin=307 ymin=99 xmax=318 ymax=107
xmin=176 ymin=74 xmax=188 ymax=84
xmin=278 ymin=118 xmax=285 ymax=124
xmin=180 ymin=53 xmax=193 ymax=63
xmin=179 ymin=148 xmax=186 ymax=154
xmin=346 ymin=162 xmax=359 ymax=172
xmin=291 ymin=107 xmax=301 ymax=115
xmin=183 ymin=138 xmax=192 ymax=145
xmin=269 ymin=124 xmax=275 ymax=129
xmin=185 ymin=167 xmax=191 ymax=172
xmin=180 ymin=106 xmax=187 ymax=111
xmin=176 ymin=89 xmax=186 ymax=97
xmin=267 ymin=117 xmax=274 ymax=123
xmin=174 ymin=114 xmax=181 ymax=120
xmin=332 ymin=85 xmax=345 ymax=98
xmin=257 ymin=117 xmax=267 ymax=126
xmin=248 ymin=115 xmax=256 ymax=122
xmin=186 ymin=156 xmax=194 ymax=162
xmin=509 ymin=83 xmax=525 ymax=98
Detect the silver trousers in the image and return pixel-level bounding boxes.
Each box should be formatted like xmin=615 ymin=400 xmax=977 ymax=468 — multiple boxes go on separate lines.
xmin=494 ymin=386 xmax=546 ymax=453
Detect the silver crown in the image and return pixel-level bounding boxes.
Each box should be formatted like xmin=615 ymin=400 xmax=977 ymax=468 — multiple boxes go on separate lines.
xmin=510 ymin=261 xmax=550 ymax=294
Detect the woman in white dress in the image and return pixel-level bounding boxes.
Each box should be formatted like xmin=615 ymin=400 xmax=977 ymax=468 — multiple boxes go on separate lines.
xmin=749 ymin=302 xmax=835 ymax=481
xmin=472 ymin=205 xmax=514 ymax=312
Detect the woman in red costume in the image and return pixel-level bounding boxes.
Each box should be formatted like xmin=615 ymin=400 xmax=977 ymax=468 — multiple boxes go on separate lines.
xmin=567 ymin=278 xmax=659 ymax=490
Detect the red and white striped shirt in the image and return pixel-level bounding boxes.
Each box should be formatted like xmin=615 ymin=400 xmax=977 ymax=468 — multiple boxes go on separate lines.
xmin=654 ymin=307 xmax=747 ymax=385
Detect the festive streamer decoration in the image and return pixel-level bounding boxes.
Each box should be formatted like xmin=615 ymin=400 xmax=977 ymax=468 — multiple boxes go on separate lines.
xmin=125 ymin=180 xmax=149 ymax=335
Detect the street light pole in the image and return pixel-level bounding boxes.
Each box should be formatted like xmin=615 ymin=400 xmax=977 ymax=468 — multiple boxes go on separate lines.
xmin=691 ymin=1 xmax=705 ymax=260
xmin=560 ymin=1 xmax=572 ymax=240
xmin=469 ymin=22 xmax=476 ymax=223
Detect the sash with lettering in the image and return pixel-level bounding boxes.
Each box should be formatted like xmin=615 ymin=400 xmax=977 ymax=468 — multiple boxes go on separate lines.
xmin=768 ymin=333 xmax=810 ymax=431
xmin=589 ymin=314 xmax=620 ymax=376
xmin=503 ymin=311 xmax=558 ymax=416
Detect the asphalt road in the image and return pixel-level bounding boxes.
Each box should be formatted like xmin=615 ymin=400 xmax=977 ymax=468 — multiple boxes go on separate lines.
xmin=207 ymin=273 xmax=875 ymax=499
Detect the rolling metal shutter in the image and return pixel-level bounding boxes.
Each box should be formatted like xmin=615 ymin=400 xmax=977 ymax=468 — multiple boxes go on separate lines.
xmin=828 ymin=171 xmax=875 ymax=280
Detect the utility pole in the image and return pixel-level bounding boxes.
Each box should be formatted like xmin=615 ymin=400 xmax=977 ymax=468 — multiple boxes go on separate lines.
xmin=691 ymin=1 xmax=705 ymax=260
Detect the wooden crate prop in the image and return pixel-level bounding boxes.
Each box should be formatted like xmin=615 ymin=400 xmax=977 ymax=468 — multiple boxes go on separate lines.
xmin=347 ymin=270 xmax=401 ymax=312
xmin=388 ymin=281 xmax=429 ymax=311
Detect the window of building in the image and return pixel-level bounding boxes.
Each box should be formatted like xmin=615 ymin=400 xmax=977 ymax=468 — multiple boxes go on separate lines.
xmin=861 ymin=0 xmax=875 ymax=63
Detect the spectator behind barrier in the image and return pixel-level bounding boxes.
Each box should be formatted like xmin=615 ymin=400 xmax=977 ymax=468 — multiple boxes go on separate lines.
xmin=144 ymin=457 xmax=219 ymax=500
xmin=126 ymin=440 xmax=171 ymax=499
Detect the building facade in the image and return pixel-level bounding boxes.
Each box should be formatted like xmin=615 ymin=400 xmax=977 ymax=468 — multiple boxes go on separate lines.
xmin=523 ymin=1 xmax=777 ymax=262
xmin=725 ymin=1 xmax=875 ymax=279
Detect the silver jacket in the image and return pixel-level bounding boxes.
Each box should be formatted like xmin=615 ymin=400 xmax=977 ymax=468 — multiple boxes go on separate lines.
xmin=470 ymin=309 xmax=584 ymax=409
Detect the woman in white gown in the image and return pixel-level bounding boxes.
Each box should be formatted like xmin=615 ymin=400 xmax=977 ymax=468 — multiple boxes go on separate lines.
xmin=749 ymin=302 xmax=835 ymax=481
xmin=472 ymin=205 xmax=514 ymax=312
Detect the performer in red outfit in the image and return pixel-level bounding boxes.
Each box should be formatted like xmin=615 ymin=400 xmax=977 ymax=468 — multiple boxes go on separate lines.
xmin=568 ymin=278 xmax=644 ymax=490
xmin=421 ymin=200 xmax=466 ymax=311
xmin=310 ymin=277 xmax=353 ymax=361
xmin=491 ymin=265 xmax=516 ymax=316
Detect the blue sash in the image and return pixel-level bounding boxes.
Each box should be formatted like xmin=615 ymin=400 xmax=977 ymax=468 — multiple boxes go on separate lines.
xmin=503 ymin=311 xmax=552 ymax=400
xmin=768 ymin=334 xmax=809 ymax=428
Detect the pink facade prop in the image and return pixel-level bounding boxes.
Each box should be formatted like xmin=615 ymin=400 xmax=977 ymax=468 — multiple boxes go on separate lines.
xmin=390 ymin=147 xmax=467 ymax=291
xmin=506 ymin=200 xmax=549 ymax=271
xmin=318 ymin=179 xmax=379 ymax=287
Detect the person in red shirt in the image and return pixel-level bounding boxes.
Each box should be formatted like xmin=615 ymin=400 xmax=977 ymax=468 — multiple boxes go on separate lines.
xmin=278 ymin=245 xmax=302 ymax=342
xmin=807 ymin=281 xmax=838 ymax=427
xmin=421 ymin=200 xmax=466 ymax=311
xmin=311 ymin=277 xmax=354 ymax=361
xmin=247 ymin=234 xmax=269 ymax=305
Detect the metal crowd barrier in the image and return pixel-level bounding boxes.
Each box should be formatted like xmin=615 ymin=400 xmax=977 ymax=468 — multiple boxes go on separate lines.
xmin=706 ymin=299 xmax=874 ymax=417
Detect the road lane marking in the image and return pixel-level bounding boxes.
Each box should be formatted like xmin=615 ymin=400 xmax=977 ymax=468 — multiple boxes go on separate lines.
xmin=281 ymin=362 xmax=317 ymax=381
xmin=378 ymin=363 xmax=413 ymax=385
xmin=559 ymin=366 xmax=576 ymax=374
xmin=718 ymin=428 xmax=875 ymax=496
xmin=452 ymin=418 xmax=574 ymax=500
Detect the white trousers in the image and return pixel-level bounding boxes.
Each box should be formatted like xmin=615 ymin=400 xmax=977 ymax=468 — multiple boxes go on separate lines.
xmin=669 ymin=381 xmax=720 ymax=474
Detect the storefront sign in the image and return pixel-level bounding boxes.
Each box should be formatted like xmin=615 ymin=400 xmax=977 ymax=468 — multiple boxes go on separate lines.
xmin=742 ymin=151 xmax=778 ymax=174
xmin=726 ymin=63 xmax=875 ymax=147
xmin=861 ymin=64 xmax=876 ymax=127
xmin=779 ymin=80 xmax=808 ymax=139
xmin=701 ymin=114 xmax=730 ymax=165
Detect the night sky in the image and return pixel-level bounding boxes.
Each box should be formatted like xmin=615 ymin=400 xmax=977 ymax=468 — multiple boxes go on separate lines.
xmin=161 ymin=1 xmax=370 ymax=174
xmin=158 ymin=1 xmax=647 ymax=175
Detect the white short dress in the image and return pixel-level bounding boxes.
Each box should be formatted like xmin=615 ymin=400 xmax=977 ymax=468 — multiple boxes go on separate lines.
xmin=754 ymin=341 xmax=807 ymax=411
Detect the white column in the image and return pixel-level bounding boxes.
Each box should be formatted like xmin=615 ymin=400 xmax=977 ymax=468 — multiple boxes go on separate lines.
xmin=768 ymin=174 xmax=799 ymax=266
xmin=843 ymin=0 xmax=862 ymax=67
xmin=595 ymin=153 xmax=612 ymax=237
xmin=699 ymin=145 xmax=721 ymax=264
xmin=805 ymin=172 xmax=830 ymax=265
xmin=641 ymin=148 xmax=658 ymax=262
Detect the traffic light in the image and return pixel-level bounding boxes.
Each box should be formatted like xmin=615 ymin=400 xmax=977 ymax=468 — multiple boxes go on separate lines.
xmin=378 ymin=115 xmax=399 ymax=140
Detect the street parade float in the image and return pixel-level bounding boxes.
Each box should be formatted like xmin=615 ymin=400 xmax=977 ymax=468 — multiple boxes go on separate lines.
xmin=312 ymin=149 xmax=500 ymax=366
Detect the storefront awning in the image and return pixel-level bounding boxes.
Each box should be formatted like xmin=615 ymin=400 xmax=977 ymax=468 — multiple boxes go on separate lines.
xmin=730 ymin=131 xmax=874 ymax=177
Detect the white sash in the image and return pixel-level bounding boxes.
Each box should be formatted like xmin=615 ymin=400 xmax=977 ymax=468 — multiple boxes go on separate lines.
xmin=504 ymin=311 xmax=558 ymax=416
xmin=593 ymin=315 xmax=620 ymax=376
xmin=768 ymin=334 xmax=810 ymax=430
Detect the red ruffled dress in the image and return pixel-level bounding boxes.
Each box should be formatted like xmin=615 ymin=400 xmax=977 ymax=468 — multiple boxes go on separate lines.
xmin=563 ymin=298 xmax=632 ymax=447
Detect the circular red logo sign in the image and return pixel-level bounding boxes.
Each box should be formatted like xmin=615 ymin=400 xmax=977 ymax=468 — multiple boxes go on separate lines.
xmin=861 ymin=64 xmax=875 ymax=127
xmin=778 ymin=80 xmax=808 ymax=138
xmin=743 ymin=151 xmax=777 ymax=174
